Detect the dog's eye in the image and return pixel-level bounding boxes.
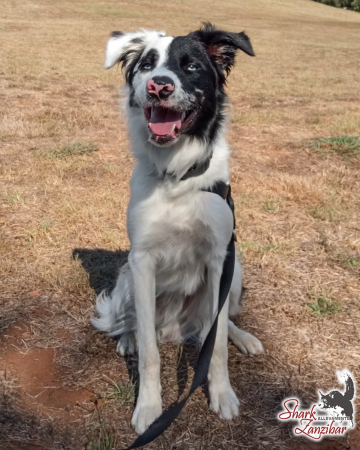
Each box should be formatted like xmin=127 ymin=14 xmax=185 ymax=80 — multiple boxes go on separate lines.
xmin=187 ymin=64 xmax=199 ymax=72
xmin=141 ymin=63 xmax=152 ymax=71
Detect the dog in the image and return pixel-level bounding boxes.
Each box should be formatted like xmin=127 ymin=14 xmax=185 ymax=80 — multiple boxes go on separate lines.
xmin=91 ymin=23 xmax=263 ymax=435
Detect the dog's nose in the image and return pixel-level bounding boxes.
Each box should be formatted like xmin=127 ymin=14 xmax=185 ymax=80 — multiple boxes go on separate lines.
xmin=146 ymin=76 xmax=175 ymax=100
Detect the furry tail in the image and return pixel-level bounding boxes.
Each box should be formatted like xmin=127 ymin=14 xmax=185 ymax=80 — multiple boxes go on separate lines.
xmin=343 ymin=372 xmax=355 ymax=401
xmin=90 ymin=264 xmax=136 ymax=336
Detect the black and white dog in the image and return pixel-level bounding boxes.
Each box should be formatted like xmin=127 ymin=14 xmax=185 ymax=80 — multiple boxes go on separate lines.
xmin=92 ymin=23 xmax=263 ymax=434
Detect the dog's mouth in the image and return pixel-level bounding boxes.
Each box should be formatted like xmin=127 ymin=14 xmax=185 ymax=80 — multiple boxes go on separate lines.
xmin=144 ymin=106 xmax=196 ymax=146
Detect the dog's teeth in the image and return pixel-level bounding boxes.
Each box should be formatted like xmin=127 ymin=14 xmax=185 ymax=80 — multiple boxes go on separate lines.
xmin=171 ymin=124 xmax=176 ymax=133
xmin=181 ymin=112 xmax=186 ymax=121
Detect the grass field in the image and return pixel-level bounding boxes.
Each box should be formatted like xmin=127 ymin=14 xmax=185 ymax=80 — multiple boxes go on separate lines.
xmin=1 ymin=0 xmax=360 ymax=449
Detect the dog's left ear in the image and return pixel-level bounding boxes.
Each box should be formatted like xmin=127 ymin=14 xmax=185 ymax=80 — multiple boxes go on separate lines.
xmin=193 ymin=23 xmax=255 ymax=75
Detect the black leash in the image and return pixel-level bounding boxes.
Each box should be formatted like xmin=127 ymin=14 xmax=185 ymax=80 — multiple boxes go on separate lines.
xmin=122 ymin=181 xmax=236 ymax=450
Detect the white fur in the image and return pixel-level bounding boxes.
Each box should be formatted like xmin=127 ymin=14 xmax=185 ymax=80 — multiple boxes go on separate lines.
xmin=92 ymin=30 xmax=263 ymax=435
xmin=104 ymin=30 xmax=167 ymax=70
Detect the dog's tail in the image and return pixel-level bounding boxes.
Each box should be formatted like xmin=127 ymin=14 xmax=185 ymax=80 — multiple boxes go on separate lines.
xmin=91 ymin=265 xmax=136 ymax=336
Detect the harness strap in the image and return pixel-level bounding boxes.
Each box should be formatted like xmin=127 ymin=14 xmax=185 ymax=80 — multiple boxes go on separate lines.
xmin=205 ymin=181 xmax=237 ymax=239
xmin=121 ymin=184 xmax=236 ymax=450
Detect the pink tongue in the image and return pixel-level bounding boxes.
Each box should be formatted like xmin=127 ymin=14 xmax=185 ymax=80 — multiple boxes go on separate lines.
xmin=149 ymin=107 xmax=182 ymax=136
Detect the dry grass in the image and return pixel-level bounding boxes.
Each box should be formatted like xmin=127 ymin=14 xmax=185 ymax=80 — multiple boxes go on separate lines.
xmin=1 ymin=0 xmax=360 ymax=449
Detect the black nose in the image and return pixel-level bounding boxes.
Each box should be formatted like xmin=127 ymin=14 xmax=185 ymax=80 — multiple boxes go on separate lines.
xmin=147 ymin=76 xmax=175 ymax=100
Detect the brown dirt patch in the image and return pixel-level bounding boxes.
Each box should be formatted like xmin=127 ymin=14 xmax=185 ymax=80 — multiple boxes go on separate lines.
xmin=0 ymin=323 xmax=95 ymax=424
xmin=0 ymin=323 xmax=30 ymax=343
xmin=4 ymin=348 xmax=94 ymax=415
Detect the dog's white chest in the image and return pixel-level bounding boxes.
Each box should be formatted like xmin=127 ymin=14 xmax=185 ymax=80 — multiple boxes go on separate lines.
xmin=141 ymin=193 xmax=213 ymax=256
xmin=129 ymin=188 xmax=219 ymax=295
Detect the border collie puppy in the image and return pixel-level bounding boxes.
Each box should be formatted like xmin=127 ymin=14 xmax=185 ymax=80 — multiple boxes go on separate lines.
xmin=92 ymin=23 xmax=263 ymax=434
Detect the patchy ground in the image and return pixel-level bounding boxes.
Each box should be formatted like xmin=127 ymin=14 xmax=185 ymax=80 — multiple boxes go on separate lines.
xmin=1 ymin=0 xmax=360 ymax=449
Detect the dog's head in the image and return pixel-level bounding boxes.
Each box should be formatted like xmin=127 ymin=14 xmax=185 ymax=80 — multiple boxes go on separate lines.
xmin=104 ymin=24 xmax=254 ymax=147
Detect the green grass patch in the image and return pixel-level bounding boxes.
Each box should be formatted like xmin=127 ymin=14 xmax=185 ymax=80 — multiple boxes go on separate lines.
xmin=86 ymin=419 xmax=116 ymax=450
xmin=86 ymin=435 xmax=116 ymax=450
xmin=102 ymin=376 xmax=135 ymax=404
xmin=346 ymin=258 xmax=358 ymax=269
xmin=337 ymin=255 xmax=359 ymax=272
xmin=238 ymin=240 xmax=260 ymax=256
xmin=263 ymin=199 xmax=279 ymax=213
xmin=238 ymin=240 xmax=287 ymax=261
xmin=309 ymin=135 xmax=360 ymax=158
xmin=309 ymin=204 xmax=336 ymax=222
xmin=307 ymin=294 xmax=341 ymax=316
xmin=309 ymin=203 xmax=344 ymax=223
xmin=39 ymin=219 xmax=50 ymax=232
xmin=318 ymin=237 xmax=359 ymax=272
xmin=36 ymin=141 xmax=99 ymax=159
xmin=86 ymin=377 xmax=134 ymax=449
xmin=3 ymin=191 xmax=24 ymax=205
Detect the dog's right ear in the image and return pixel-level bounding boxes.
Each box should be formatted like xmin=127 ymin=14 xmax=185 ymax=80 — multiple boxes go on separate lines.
xmin=104 ymin=30 xmax=166 ymax=80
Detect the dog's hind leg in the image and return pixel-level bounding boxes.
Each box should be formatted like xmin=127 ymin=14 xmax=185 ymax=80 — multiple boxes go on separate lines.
xmin=116 ymin=332 xmax=137 ymax=355
xmin=228 ymin=258 xmax=264 ymax=356
xmin=229 ymin=258 xmax=243 ymax=316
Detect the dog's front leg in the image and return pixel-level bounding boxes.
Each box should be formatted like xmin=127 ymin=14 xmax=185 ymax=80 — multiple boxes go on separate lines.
xmin=207 ymin=265 xmax=240 ymax=420
xmin=129 ymin=251 xmax=162 ymax=434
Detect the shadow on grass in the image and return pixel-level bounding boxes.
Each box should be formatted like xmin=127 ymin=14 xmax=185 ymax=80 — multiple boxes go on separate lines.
xmin=72 ymin=248 xmax=129 ymax=295
xmin=0 ymin=394 xmax=73 ymax=449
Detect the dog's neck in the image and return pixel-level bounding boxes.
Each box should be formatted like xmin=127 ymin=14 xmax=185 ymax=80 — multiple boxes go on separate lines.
xmin=148 ymin=137 xmax=214 ymax=181
xmin=127 ymin=109 xmax=228 ymax=185
xmin=177 ymin=152 xmax=213 ymax=181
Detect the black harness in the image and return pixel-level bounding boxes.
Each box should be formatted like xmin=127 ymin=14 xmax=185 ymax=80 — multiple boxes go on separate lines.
xmin=163 ymin=153 xmax=237 ymax=236
xmin=206 ymin=181 xmax=237 ymax=239
xmin=122 ymin=156 xmax=236 ymax=450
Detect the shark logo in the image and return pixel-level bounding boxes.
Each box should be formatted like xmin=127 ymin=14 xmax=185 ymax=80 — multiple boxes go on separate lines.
xmin=318 ymin=371 xmax=355 ymax=427
xmin=278 ymin=370 xmax=356 ymax=440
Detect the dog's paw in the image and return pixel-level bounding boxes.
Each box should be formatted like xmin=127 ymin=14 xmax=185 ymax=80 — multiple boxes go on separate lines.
xmin=131 ymin=395 xmax=162 ymax=434
xmin=209 ymin=384 xmax=240 ymax=420
xmin=232 ymin=330 xmax=264 ymax=357
xmin=116 ymin=332 xmax=137 ymax=356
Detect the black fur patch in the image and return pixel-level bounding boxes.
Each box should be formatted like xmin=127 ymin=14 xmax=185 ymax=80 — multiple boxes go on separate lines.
xmin=129 ymin=86 xmax=139 ymax=108
xmin=162 ymin=24 xmax=254 ymax=144
xmin=130 ymin=37 xmax=143 ymax=45
xmin=192 ymin=23 xmax=255 ymax=76
xmin=111 ymin=31 xmax=124 ymax=38
xmin=165 ymin=35 xmax=227 ymax=143
xmin=138 ymin=48 xmax=160 ymax=74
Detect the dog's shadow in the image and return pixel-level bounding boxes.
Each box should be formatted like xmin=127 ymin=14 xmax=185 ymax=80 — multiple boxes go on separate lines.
xmin=73 ymin=247 xmax=129 ymax=295
xmin=73 ymin=247 xmax=205 ymax=404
